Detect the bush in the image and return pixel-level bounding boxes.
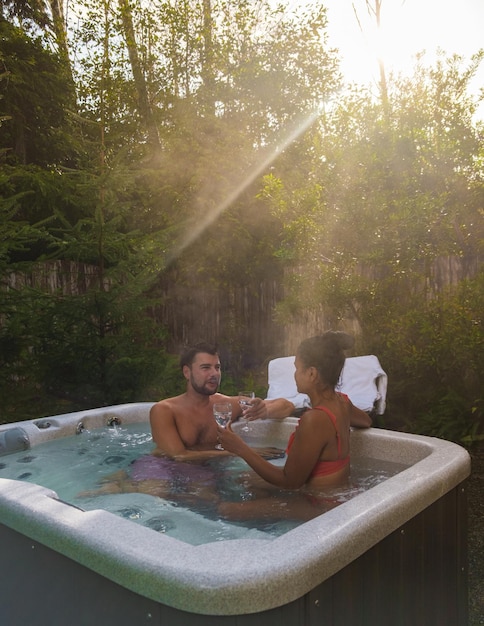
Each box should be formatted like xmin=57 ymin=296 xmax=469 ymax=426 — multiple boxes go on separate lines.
xmin=363 ymin=273 xmax=483 ymax=445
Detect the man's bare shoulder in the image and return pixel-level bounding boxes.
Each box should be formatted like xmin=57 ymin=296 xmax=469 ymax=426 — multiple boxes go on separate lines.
xmin=212 ymin=392 xmax=233 ymax=401
xmin=150 ymin=394 xmax=186 ymax=417
xmin=153 ymin=394 xmax=187 ymax=407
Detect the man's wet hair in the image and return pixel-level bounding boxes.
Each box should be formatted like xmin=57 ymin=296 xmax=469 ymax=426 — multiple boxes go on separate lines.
xmin=180 ymin=342 xmax=219 ymax=370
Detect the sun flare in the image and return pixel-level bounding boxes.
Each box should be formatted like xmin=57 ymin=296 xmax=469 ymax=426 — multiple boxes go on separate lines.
xmin=321 ymin=0 xmax=484 ymax=93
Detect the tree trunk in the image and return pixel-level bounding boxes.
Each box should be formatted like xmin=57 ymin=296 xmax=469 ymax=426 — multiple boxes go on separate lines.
xmin=48 ymin=0 xmax=76 ymax=106
xmin=201 ymin=0 xmax=215 ymax=116
xmin=118 ymin=0 xmax=162 ymax=154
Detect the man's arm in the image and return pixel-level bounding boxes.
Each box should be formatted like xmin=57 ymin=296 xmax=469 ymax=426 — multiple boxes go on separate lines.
xmin=265 ymin=397 xmax=295 ymax=418
xmin=243 ymin=397 xmax=295 ymax=421
xmin=150 ymin=401 xmax=186 ymax=457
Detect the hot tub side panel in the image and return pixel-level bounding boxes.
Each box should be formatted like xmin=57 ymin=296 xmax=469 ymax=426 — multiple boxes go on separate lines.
xmin=0 ymin=481 xmax=467 ymax=626
xmin=307 ymin=479 xmax=468 ymax=626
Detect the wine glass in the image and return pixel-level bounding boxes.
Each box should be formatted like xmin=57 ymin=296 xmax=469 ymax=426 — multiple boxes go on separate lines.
xmin=238 ymin=391 xmax=255 ymax=433
xmin=213 ymin=402 xmax=232 ymax=450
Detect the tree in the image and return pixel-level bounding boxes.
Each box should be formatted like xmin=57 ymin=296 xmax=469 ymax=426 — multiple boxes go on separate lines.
xmin=259 ymin=49 xmax=483 ymax=438
xmin=1 ymin=0 xmax=51 ymax=29
xmin=118 ymin=0 xmax=162 ymax=154
xmin=1 ymin=0 xmax=75 ymax=99
xmin=0 ymin=20 xmax=75 ymax=165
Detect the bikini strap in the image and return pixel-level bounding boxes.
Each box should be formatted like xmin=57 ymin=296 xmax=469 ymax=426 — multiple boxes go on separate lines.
xmin=312 ymin=405 xmax=342 ymax=457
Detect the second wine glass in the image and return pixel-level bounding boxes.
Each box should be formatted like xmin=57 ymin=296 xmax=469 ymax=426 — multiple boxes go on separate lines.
xmin=238 ymin=391 xmax=255 ymax=433
xmin=213 ymin=402 xmax=232 ymax=450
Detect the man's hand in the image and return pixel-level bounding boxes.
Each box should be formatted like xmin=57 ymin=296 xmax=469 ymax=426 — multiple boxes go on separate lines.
xmin=242 ymin=397 xmax=268 ymax=421
xmin=240 ymin=397 xmax=296 ymax=421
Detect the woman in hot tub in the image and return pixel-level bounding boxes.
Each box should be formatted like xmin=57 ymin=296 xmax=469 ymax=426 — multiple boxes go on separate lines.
xmin=216 ymin=331 xmax=372 ymax=519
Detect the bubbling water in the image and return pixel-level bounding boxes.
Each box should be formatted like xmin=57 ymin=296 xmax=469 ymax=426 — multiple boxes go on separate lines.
xmin=0 ymin=423 xmax=407 ymax=545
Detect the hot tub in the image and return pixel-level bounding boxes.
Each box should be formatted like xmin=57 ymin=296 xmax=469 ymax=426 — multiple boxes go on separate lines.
xmin=0 ymin=403 xmax=470 ymax=625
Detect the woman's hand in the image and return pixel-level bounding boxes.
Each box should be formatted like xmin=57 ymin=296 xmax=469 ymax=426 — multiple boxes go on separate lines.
xmin=216 ymin=422 xmax=248 ymax=455
xmin=216 ymin=424 xmax=285 ymax=462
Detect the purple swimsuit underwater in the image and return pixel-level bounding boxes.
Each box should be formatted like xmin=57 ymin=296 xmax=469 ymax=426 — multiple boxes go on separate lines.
xmin=130 ymin=455 xmax=216 ymax=485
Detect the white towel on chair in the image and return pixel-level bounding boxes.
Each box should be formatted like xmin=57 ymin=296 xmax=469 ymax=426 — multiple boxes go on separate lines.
xmin=266 ymin=355 xmax=387 ymax=414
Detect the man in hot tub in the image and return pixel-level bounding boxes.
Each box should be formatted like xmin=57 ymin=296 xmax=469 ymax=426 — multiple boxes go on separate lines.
xmin=149 ymin=341 xmax=295 ymax=462
xmin=80 ymin=342 xmax=292 ymax=501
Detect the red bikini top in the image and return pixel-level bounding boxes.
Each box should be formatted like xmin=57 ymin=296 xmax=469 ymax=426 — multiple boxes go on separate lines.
xmin=286 ymin=394 xmax=350 ymax=478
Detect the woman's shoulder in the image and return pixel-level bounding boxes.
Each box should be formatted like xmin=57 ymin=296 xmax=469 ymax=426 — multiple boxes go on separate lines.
xmin=300 ymin=406 xmax=337 ymax=429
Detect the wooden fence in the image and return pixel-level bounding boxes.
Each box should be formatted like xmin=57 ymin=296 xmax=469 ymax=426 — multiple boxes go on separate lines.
xmin=2 ymin=254 xmax=481 ymax=373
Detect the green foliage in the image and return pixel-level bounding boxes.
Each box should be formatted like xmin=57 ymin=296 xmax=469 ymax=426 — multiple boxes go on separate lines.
xmin=406 ymin=391 xmax=482 ymax=446
xmin=217 ymin=373 xmax=267 ymax=400
xmin=0 ymin=282 xmax=174 ymax=420
xmin=0 ymin=20 xmax=75 ymax=166
xmin=0 ymin=193 xmax=49 ymax=269
xmin=361 ymin=273 xmax=483 ymax=445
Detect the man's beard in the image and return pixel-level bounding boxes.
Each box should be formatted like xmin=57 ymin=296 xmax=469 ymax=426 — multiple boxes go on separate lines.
xmin=191 ymin=375 xmax=220 ymax=396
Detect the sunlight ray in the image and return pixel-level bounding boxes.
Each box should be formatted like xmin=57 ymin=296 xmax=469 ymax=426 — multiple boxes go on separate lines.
xmin=166 ymin=106 xmax=323 ymax=264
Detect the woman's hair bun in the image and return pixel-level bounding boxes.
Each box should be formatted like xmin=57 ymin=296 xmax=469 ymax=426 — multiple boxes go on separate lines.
xmin=322 ymin=330 xmax=354 ymax=352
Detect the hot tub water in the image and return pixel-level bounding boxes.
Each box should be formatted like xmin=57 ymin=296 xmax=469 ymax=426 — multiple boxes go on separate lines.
xmin=0 ymin=422 xmax=405 ymax=544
